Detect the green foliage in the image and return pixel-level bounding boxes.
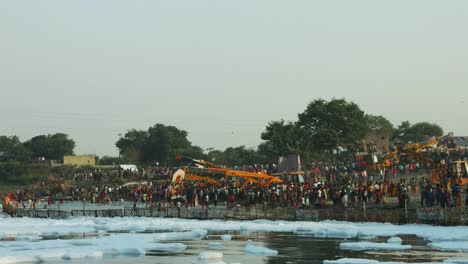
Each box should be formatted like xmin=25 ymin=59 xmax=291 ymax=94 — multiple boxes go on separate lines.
xmin=392 ymin=121 xmax=443 ymax=144
xmin=297 ymin=98 xmax=368 ymax=153
xmin=0 ymin=135 xmax=73 ymax=186
xmin=220 ymin=146 xmax=267 ymax=167
xmin=206 ymin=149 xmax=226 ymax=165
xmin=365 ymin=115 xmax=394 ymax=136
xmin=116 ymin=124 xmax=205 ymax=166
xmin=142 ymin=124 xmax=192 ymax=164
xmin=0 ymin=136 xmax=31 ymax=162
xmin=409 ymin=122 xmax=444 ymax=141
xmin=99 ymin=156 xmax=124 ymax=165
xmin=260 ymin=120 xmax=304 ymax=157
xmin=24 ymin=133 xmax=75 ymax=161
xmin=115 ymin=129 xmax=149 ymax=163
xmin=176 ymin=145 xmax=205 ymax=162
xmin=0 ymin=161 xmax=28 ymax=181
xmin=51 ymin=165 xmax=76 ymax=178
xmin=0 ymin=161 xmax=41 ymax=185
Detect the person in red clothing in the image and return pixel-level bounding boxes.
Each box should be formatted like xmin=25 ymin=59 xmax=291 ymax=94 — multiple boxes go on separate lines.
xmin=8 ymin=192 xmax=14 ymax=203
xmin=228 ymin=193 xmax=235 ymax=208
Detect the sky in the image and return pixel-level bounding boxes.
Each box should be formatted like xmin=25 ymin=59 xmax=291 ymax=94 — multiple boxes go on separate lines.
xmin=1 ymin=1 xmax=467 ymax=156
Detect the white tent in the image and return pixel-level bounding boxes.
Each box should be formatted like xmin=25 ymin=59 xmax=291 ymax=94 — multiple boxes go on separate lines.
xmin=119 ymin=164 xmax=138 ymax=172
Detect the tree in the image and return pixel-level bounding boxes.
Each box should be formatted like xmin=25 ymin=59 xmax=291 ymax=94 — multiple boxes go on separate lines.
xmin=116 ymin=124 xmax=204 ymax=165
xmin=99 ymin=156 xmax=124 ymax=166
xmin=24 ymin=133 xmax=75 ymax=161
xmin=392 ymin=121 xmax=411 ymax=144
xmin=297 ymin=98 xmax=368 ymax=153
xmin=408 ymin=122 xmax=443 ymax=142
xmin=0 ymin=136 xmax=31 ymax=162
xmin=142 ymin=124 xmax=194 ymax=165
xmin=48 ymin=133 xmax=75 ymax=160
xmin=223 ymin=146 xmax=266 ymax=167
xmin=392 ymin=121 xmax=443 ymax=144
xmin=206 ymin=149 xmax=226 ymax=165
xmin=116 ymin=129 xmax=148 ymax=164
xmin=177 ymin=145 xmax=205 ymax=162
xmin=24 ymin=135 xmax=48 ymax=159
xmin=365 ymin=115 xmax=394 ymax=136
xmin=260 ymin=120 xmax=304 ymax=158
xmin=0 ymin=136 xmax=32 ymax=182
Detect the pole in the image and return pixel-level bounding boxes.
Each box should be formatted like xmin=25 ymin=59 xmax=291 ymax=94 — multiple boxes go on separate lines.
xmin=444 ymin=206 xmax=448 ymax=224
xmin=405 ymin=199 xmax=408 ymax=220
xmin=363 ymin=201 xmax=366 ymax=219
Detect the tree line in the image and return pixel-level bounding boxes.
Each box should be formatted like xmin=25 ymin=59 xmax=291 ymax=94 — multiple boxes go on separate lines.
xmin=0 ymin=133 xmax=75 ymax=183
xmin=0 ymin=98 xmax=444 ymax=183
xmin=0 ymin=133 xmax=75 ymax=163
xmin=116 ymin=98 xmax=443 ymax=166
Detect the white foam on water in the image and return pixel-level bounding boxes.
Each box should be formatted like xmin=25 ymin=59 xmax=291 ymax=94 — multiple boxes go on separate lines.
xmin=0 ymin=256 xmax=41 ymax=264
xmin=62 ymin=249 xmax=104 ymax=260
xmin=1 ymin=217 xmax=467 ymax=258
xmin=339 ymin=241 xmax=411 ymax=251
xmin=429 ymin=241 xmax=468 ymax=252
xmin=220 ymin=234 xmax=232 ymax=241
xmin=208 ymin=242 xmax=223 ymax=248
xmin=387 ymin=237 xmax=403 ymax=245
xmin=1 ymin=217 xmax=467 ymax=243
xmin=244 ymin=244 xmax=278 ymax=255
xmin=339 ymin=237 xmax=411 ymax=251
xmin=0 ymin=232 xmax=188 ymax=261
xmin=198 ymin=251 xmax=223 ymax=259
xmin=153 ymin=229 xmax=207 ymax=241
xmin=443 ymin=259 xmax=468 ymax=263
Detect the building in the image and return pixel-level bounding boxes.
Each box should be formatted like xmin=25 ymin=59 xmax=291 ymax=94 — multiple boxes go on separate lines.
xmin=63 ymin=155 xmax=98 ymax=166
xmin=439 ymin=136 xmax=468 ymax=149
xmin=450 ymin=136 xmax=468 ymax=149
xmin=361 ymin=132 xmax=391 ymax=154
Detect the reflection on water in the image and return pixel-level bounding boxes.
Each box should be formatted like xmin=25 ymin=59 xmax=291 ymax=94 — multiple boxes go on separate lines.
xmin=40 ymin=230 xmax=467 ymax=264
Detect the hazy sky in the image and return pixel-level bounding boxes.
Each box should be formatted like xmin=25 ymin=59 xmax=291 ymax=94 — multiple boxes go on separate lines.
xmin=1 ymin=1 xmax=467 ymax=156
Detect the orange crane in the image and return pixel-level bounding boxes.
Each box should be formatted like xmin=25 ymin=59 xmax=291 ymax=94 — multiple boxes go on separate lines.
xmin=169 ymin=155 xmax=283 ymax=197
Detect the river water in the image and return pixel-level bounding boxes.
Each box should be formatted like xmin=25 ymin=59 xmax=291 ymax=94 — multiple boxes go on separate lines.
xmin=39 ymin=230 xmax=466 ymax=264
xmin=2 ymin=202 xmax=468 ymax=263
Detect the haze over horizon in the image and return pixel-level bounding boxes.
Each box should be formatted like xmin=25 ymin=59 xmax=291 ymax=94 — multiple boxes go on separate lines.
xmin=1 ymin=1 xmax=467 ymax=156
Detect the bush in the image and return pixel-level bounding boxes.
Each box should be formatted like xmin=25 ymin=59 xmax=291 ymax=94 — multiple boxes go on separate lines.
xmin=0 ymin=161 xmax=40 ymax=185
xmin=51 ymin=165 xmax=76 ymax=179
xmin=0 ymin=161 xmax=28 ymax=181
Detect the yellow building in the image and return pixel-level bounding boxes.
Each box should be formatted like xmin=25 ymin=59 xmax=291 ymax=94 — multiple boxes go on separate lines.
xmin=63 ymin=155 xmax=97 ymax=166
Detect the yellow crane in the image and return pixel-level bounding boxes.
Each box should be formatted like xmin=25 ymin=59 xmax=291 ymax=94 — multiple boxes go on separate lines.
xmin=374 ymin=133 xmax=467 ymax=186
xmin=169 ymin=155 xmax=283 ymax=197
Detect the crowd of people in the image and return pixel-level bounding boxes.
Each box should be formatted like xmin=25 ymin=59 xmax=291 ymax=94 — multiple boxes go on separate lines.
xmin=2 ymin=149 xmax=468 ymax=212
